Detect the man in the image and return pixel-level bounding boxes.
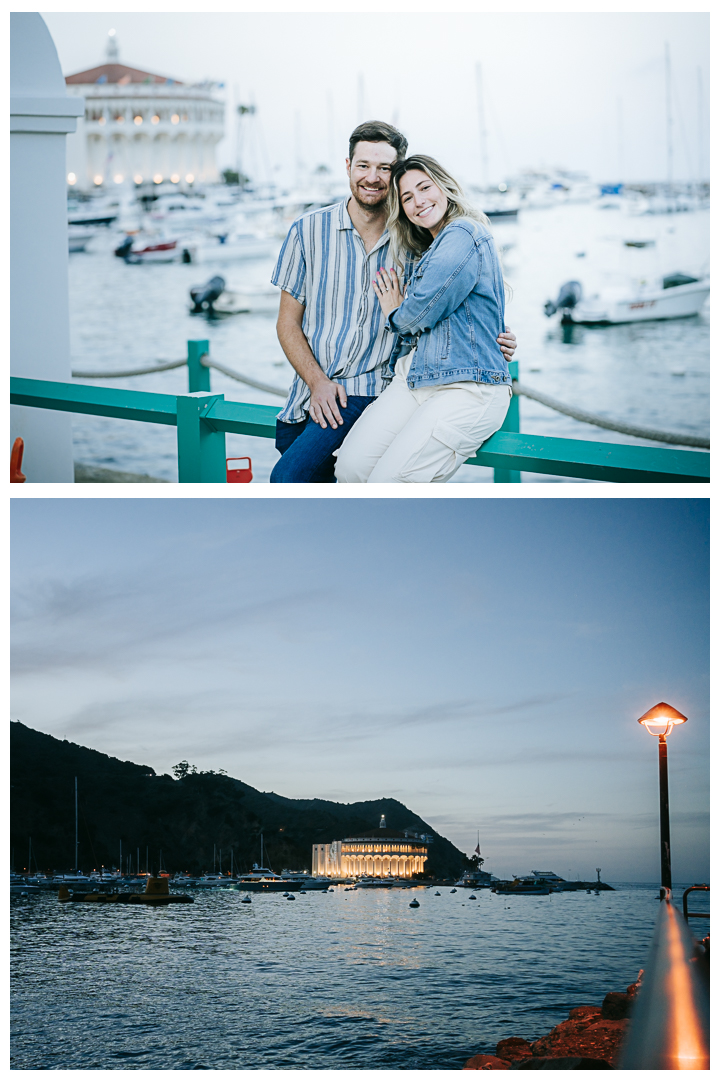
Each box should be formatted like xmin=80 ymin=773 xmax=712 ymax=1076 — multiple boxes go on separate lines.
xmin=270 ymin=120 xmax=517 ymax=483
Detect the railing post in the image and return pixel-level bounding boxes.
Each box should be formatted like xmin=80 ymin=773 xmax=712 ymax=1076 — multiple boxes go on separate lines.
xmin=187 ymin=339 xmax=211 ymax=393
xmin=176 ymin=392 xmax=226 ymax=482
xmin=494 ymin=359 xmax=521 ymax=483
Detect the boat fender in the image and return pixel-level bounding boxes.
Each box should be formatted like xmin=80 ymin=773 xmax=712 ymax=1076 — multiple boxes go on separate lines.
xmin=10 ymin=438 xmax=26 ymax=483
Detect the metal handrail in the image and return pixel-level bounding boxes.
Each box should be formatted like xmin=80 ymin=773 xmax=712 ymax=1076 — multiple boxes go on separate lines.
xmin=619 ymin=888 xmax=709 ymax=1069
xmin=682 ymin=883 xmax=710 ymax=924
xmin=10 ymin=375 xmax=710 ymax=484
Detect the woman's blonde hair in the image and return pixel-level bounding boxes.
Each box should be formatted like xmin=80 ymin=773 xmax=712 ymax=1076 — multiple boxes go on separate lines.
xmin=386 ymin=154 xmax=490 ymax=275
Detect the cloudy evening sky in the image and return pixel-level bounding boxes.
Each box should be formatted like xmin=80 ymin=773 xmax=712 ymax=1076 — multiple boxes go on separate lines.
xmin=11 ymin=498 xmax=709 ymax=883
xmin=41 ymin=9 xmax=709 ymax=186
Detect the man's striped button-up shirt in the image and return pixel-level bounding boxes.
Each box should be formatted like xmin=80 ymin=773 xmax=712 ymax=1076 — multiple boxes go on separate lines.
xmin=271 ymin=198 xmax=402 ymax=424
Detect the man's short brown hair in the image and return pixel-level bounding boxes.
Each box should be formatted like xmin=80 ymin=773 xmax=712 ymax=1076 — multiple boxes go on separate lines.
xmin=348 ymin=121 xmax=408 ymax=163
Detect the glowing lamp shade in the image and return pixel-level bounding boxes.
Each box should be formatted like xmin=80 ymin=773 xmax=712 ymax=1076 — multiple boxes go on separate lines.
xmin=638 ymin=702 xmax=688 ymax=738
xmin=153 ymin=174 xmax=163 ymax=184
xmin=185 ymin=173 xmax=194 ymax=183
xmin=67 ymin=173 xmax=77 ymax=185
xmin=113 ymin=174 xmax=124 ymax=184
xmin=170 ymin=174 xmax=180 ymax=184
xmin=133 ymin=174 xmax=143 ymax=184
xmin=93 ymin=175 xmax=103 ymax=186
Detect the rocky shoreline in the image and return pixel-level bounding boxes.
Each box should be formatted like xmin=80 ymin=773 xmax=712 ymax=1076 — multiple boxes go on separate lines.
xmin=463 ymin=981 xmax=639 ymax=1070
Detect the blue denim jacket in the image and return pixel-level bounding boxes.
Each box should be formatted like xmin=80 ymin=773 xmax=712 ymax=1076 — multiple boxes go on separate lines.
xmin=386 ymin=219 xmax=510 ymax=389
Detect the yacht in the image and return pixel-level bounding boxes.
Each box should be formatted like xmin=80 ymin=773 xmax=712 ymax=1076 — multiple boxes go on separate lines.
xmin=10 ymin=873 xmax=39 ymax=893
xmin=229 ymin=865 xmax=291 ymax=892
xmin=455 ymin=869 xmax=494 ymax=889
xmin=194 ymin=873 xmax=229 ymax=888
xmin=280 ymin=871 xmax=336 ymax=891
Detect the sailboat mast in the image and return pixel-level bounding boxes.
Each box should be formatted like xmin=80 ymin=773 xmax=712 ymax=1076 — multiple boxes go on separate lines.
xmin=475 ymin=63 xmax=489 ymax=189
xmin=74 ymin=777 xmax=78 ymax=872
xmin=665 ymin=41 xmax=673 ymax=189
xmin=260 ymin=833 xmax=263 ymax=868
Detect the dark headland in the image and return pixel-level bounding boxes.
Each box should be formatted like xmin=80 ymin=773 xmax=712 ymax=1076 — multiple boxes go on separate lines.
xmin=10 ymin=721 xmax=471 ymax=877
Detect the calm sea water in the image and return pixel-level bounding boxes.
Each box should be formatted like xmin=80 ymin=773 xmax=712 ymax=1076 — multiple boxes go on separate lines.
xmin=10 ymin=882 xmax=709 ymax=1070
xmin=67 ymin=202 xmax=709 ymax=483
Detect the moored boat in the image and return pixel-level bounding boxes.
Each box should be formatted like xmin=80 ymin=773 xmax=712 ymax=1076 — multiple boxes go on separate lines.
xmin=545 ymin=274 xmax=709 ymax=325
xmin=229 ymin=865 xmax=292 ymax=892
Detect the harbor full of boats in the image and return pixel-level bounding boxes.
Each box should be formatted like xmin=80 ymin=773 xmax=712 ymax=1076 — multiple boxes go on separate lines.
xmin=65 ymin=178 xmax=709 ymax=482
xmin=11 ymin=866 xmax=614 ymax=898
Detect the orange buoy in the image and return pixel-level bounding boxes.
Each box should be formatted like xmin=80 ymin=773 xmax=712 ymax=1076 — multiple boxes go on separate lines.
xmin=10 ymin=437 xmax=26 ymax=483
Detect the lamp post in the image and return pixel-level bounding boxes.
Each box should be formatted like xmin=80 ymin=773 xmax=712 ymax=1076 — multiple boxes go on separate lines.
xmin=637 ymin=702 xmax=687 ymax=891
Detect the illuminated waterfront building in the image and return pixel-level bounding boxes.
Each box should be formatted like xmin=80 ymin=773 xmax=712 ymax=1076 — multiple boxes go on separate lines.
xmin=64 ymin=32 xmax=224 ymax=191
xmin=312 ymin=816 xmax=430 ymax=879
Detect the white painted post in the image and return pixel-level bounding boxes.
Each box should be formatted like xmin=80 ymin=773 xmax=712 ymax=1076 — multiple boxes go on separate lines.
xmin=10 ymin=13 xmax=84 ymax=482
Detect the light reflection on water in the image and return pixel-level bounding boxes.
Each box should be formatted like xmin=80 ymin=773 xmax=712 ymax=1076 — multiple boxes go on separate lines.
xmin=67 ymin=203 xmax=709 ymax=483
xmin=10 ymin=883 xmax=709 ymax=1069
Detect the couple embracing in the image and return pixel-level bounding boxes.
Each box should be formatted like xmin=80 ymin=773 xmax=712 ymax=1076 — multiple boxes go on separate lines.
xmin=270 ymin=121 xmax=517 ymax=484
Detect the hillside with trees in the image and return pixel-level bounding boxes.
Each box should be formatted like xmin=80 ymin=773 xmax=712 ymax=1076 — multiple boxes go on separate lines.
xmin=10 ymin=722 xmax=472 ymax=879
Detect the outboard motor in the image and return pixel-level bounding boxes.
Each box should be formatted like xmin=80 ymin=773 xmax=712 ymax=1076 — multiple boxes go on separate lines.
xmin=544 ymin=280 xmax=583 ymax=317
xmin=189 ymin=275 xmax=226 ymax=313
xmin=114 ymin=235 xmax=134 ymax=259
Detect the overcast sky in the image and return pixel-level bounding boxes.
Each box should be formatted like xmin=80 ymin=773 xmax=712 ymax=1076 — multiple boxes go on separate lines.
xmin=40 ymin=10 xmax=709 ymax=186
xmin=11 ymin=497 xmax=708 ymax=883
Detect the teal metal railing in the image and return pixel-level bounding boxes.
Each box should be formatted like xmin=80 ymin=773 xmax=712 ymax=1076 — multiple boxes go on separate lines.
xmin=10 ymin=341 xmax=709 ymax=483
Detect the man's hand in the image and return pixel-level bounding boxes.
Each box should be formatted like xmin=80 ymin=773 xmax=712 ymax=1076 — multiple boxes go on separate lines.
xmin=498 ymin=326 xmax=517 ymax=362
xmin=308 ymin=376 xmax=348 ymax=429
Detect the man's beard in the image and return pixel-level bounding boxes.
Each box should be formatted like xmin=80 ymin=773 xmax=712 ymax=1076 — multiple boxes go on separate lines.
xmin=350 ymin=178 xmax=389 ymax=215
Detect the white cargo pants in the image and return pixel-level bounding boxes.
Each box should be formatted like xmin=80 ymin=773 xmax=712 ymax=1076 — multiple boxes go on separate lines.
xmin=334 ymin=351 xmax=512 ymax=484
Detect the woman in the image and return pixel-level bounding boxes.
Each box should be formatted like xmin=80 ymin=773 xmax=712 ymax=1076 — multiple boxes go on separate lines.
xmin=335 ymin=155 xmax=512 ymax=483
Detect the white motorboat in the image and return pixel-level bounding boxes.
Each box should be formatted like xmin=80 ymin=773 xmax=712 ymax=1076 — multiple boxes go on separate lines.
xmin=10 ymin=874 xmax=40 ymax=893
xmin=122 ymin=237 xmax=197 ymax=264
xmin=69 ymin=226 xmax=101 ymax=252
xmin=230 ymin=865 xmax=291 ymax=892
xmin=194 ymin=873 xmax=228 ymax=887
xmin=189 ymin=231 xmax=278 ymax=265
xmin=280 ymin=872 xmax=334 ymax=891
xmin=545 ymin=274 xmax=709 ymax=325
xmin=212 ymin=284 xmax=281 ymax=315
xmin=51 ymin=872 xmax=91 ymax=885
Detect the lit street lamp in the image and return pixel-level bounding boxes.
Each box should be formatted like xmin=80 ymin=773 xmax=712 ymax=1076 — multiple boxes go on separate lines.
xmin=637 ymin=702 xmax=687 ymax=891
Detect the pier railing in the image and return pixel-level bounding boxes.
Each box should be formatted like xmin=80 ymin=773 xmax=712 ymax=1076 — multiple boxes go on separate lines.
xmin=619 ymin=888 xmax=709 ymax=1069
xmin=10 ymin=340 xmax=709 ymax=483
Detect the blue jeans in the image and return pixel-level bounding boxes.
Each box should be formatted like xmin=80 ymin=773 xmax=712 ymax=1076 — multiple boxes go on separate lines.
xmin=270 ymin=396 xmax=376 ymax=483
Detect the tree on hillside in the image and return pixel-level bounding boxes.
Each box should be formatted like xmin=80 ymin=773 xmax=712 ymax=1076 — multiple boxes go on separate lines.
xmin=172 ymin=761 xmax=197 ymax=780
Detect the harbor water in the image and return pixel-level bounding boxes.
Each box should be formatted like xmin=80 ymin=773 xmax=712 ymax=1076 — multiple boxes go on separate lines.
xmin=67 ymin=201 xmax=709 ymax=482
xmin=10 ymin=882 xmax=709 ymax=1069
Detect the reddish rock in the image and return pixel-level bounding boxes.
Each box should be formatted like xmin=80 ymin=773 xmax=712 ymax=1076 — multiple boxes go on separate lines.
xmin=529 ymin=1014 xmax=628 ymax=1066
xmin=463 ymin=1054 xmax=511 ymax=1070
xmin=510 ymin=1057 xmax=613 ymax=1069
xmin=601 ymin=992 xmax=632 ymax=1020
xmin=496 ymin=1038 xmax=533 ymax=1062
xmin=568 ymin=1007 xmax=602 ymax=1021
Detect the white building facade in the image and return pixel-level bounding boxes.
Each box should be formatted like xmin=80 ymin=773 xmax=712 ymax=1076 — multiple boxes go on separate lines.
xmin=64 ymin=35 xmax=224 ymax=191
xmin=312 ymin=819 xmax=430 ymax=879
